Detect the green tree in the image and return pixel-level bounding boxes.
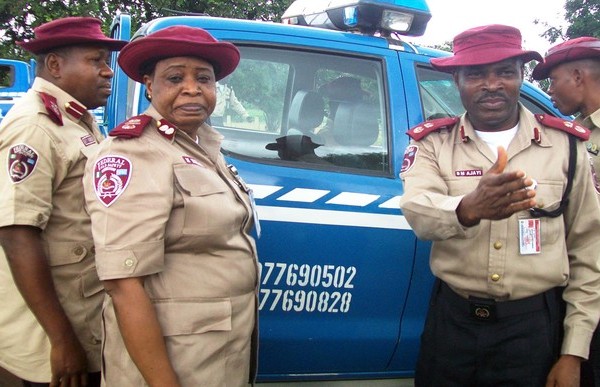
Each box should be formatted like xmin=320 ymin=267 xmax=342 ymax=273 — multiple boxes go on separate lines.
xmin=0 ymin=0 xmax=292 ymax=60
xmin=538 ymin=0 xmax=600 ymax=44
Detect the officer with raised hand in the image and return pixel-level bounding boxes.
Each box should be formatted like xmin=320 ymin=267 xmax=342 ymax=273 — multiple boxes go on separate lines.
xmin=533 ymin=36 xmax=600 ymax=387
xmin=400 ymin=24 xmax=600 ymax=386
xmin=0 ymin=17 xmax=126 ymax=387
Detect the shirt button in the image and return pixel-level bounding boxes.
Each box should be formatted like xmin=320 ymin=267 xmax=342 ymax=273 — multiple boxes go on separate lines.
xmin=537 ymin=200 xmax=545 ymax=208
xmin=124 ymin=258 xmax=134 ymax=268
xmin=73 ymin=246 xmax=85 ymax=256
xmin=491 ymin=274 xmax=501 ymax=282
xmin=493 ymin=241 xmax=503 ymax=250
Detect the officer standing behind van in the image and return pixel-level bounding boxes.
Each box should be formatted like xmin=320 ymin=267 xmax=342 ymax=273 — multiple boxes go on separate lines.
xmin=0 ymin=17 xmax=126 ymax=386
xmin=532 ymin=36 xmax=600 ymax=387
xmin=400 ymin=24 xmax=600 ymax=386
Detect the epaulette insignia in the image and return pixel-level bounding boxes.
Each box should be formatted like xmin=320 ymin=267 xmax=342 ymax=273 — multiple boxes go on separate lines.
xmin=407 ymin=116 xmax=459 ymax=140
xmin=157 ymin=119 xmax=177 ymax=140
xmin=38 ymin=92 xmax=63 ymax=126
xmin=65 ymin=101 xmax=86 ymax=120
xmin=535 ymin=114 xmax=590 ymax=141
xmin=110 ymin=115 xmax=153 ymax=138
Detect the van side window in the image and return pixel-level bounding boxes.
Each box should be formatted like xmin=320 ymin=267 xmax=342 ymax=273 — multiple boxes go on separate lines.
xmin=218 ymin=46 xmax=389 ymax=175
xmin=0 ymin=65 xmax=15 ymax=89
xmin=416 ymin=65 xmax=465 ymax=120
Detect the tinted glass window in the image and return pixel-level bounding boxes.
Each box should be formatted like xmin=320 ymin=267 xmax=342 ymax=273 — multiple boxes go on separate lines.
xmin=0 ymin=65 xmax=14 ymax=88
xmin=216 ymin=47 xmax=388 ymax=174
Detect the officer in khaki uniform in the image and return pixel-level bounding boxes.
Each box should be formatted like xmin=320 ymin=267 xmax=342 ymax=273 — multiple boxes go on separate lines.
xmin=0 ymin=17 xmax=126 ymax=386
xmin=533 ymin=37 xmax=600 ymax=387
xmin=400 ymin=24 xmax=600 ymax=386
xmin=83 ymin=26 xmax=258 ymax=386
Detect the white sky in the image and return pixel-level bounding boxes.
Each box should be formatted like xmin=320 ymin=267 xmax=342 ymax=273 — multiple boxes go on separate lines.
xmin=407 ymin=0 xmax=568 ymax=55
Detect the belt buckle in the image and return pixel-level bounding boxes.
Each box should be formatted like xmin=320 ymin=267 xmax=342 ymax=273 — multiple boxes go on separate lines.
xmin=468 ymin=297 xmax=497 ymax=322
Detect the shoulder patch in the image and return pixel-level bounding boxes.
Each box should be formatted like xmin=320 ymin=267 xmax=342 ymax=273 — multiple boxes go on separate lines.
xmin=400 ymin=145 xmax=419 ymax=174
xmin=109 ymin=115 xmax=153 ymax=139
xmin=535 ymin=114 xmax=590 ymax=141
xmin=407 ymin=116 xmax=459 ymax=141
xmin=93 ymin=155 xmax=132 ymax=207
xmin=7 ymin=143 xmax=39 ymax=183
xmin=38 ymin=92 xmax=63 ymax=126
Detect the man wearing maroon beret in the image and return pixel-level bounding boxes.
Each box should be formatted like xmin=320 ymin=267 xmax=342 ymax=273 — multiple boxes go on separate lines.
xmin=401 ymin=24 xmax=600 ymax=386
xmin=0 ymin=17 xmax=126 ymax=387
xmin=534 ymin=36 xmax=600 ymax=387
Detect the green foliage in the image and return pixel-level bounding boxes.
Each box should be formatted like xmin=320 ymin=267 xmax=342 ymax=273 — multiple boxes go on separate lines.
xmin=539 ymin=0 xmax=600 ymax=43
xmin=0 ymin=0 xmax=293 ymax=60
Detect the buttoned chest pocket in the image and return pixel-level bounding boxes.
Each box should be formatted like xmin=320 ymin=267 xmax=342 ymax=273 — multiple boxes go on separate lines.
xmin=533 ymin=180 xmax=565 ymax=245
xmin=173 ymin=164 xmax=237 ymax=236
xmin=446 ymin=177 xmax=480 ymax=197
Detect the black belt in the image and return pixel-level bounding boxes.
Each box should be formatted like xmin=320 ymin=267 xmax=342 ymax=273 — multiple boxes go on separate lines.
xmin=439 ymin=281 xmax=549 ymax=322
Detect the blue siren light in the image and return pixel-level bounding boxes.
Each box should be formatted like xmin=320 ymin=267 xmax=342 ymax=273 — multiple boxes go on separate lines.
xmin=281 ymin=0 xmax=432 ymax=37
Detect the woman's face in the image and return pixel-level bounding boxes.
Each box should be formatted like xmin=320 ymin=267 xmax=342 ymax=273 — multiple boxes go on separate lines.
xmin=144 ymin=56 xmax=217 ymax=132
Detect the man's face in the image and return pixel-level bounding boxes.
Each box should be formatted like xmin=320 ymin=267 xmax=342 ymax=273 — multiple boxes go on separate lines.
xmin=56 ymin=45 xmax=114 ymax=109
xmin=453 ymin=58 xmax=524 ymax=131
xmin=547 ymin=63 xmax=582 ymax=116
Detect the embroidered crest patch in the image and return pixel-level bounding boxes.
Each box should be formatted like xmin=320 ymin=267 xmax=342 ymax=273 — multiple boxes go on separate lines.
xmin=8 ymin=143 xmax=39 ymax=183
xmin=93 ymin=155 xmax=132 ymax=207
xmin=400 ymin=145 xmax=418 ymax=174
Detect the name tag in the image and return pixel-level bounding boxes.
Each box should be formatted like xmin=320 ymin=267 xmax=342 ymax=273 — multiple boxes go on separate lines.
xmin=519 ymin=218 xmax=541 ymax=255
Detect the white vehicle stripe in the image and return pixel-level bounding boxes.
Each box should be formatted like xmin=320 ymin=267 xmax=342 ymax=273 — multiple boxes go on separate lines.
xmin=277 ymin=188 xmax=330 ymax=202
xmin=257 ymin=205 xmax=411 ymax=230
xmin=379 ymin=195 xmax=402 ymax=209
xmin=326 ymin=192 xmax=380 ymax=206
xmin=250 ymin=184 xmax=283 ymax=199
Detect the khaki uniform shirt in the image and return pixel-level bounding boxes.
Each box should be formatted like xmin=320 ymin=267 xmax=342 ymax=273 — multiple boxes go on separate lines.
xmin=400 ymin=106 xmax=600 ymax=359
xmin=83 ymin=106 xmax=258 ymax=386
xmin=0 ymin=78 xmax=104 ymax=381
xmin=579 ymin=108 xmax=600 ymax=174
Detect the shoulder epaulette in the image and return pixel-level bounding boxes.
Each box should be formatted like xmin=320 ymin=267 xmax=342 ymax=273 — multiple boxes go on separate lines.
xmin=38 ymin=92 xmax=63 ymax=126
xmin=109 ymin=115 xmax=153 ymax=139
xmin=535 ymin=114 xmax=590 ymax=141
xmin=407 ymin=116 xmax=459 ymax=140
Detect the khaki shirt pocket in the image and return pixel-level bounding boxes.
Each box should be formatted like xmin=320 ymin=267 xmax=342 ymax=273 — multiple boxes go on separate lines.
xmin=446 ymin=177 xmax=480 ymax=197
xmin=533 ymin=180 xmax=565 ymax=245
xmin=45 ymin=241 xmax=91 ymax=266
xmin=173 ymin=164 xmax=235 ymax=235
xmin=153 ymin=298 xmax=232 ymax=337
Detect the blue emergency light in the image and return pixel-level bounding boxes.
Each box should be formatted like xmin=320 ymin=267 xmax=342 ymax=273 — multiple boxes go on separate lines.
xmin=281 ymin=0 xmax=431 ymax=36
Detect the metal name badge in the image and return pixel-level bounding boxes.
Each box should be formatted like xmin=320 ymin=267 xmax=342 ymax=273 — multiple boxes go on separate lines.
xmin=227 ymin=164 xmax=250 ymax=193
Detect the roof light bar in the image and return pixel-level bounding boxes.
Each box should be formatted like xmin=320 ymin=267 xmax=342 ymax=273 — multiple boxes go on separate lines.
xmin=281 ymin=0 xmax=431 ymax=36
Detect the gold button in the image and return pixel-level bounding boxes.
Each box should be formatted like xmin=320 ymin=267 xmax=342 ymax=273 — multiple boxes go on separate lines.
xmin=73 ymin=246 xmax=84 ymax=256
xmin=537 ymin=200 xmax=545 ymax=209
xmin=493 ymin=241 xmax=503 ymax=250
xmin=491 ymin=274 xmax=501 ymax=282
xmin=124 ymin=258 xmax=134 ymax=268
xmin=37 ymin=214 xmax=44 ymax=222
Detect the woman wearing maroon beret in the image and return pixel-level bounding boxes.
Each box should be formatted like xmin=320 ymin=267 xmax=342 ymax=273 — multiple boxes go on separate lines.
xmin=83 ymin=26 xmax=258 ymax=386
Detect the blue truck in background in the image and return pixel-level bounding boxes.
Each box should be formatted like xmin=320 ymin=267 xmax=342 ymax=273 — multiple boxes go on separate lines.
xmin=0 ymin=59 xmax=33 ymax=121
xmin=1 ymin=0 xmax=566 ymax=384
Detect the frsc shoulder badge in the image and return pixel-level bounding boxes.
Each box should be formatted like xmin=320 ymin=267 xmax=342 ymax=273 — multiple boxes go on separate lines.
xmin=93 ymin=155 xmax=132 ymax=207
xmin=407 ymin=116 xmax=459 ymax=141
xmin=535 ymin=114 xmax=590 ymax=141
xmin=8 ymin=143 xmax=39 ymax=183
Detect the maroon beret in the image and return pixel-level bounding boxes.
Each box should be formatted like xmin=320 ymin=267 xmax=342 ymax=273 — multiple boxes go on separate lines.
xmin=17 ymin=17 xmax=127 ymax=54
xmin=532 ymin=37 xmax=600 ymax=80
xmin=431 ymin=24 xmax=542 ymax=73
xmin=117 ymin=26 xmax=240 ymax=83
